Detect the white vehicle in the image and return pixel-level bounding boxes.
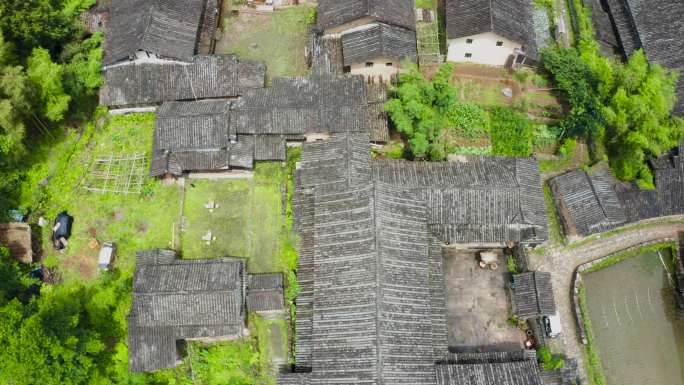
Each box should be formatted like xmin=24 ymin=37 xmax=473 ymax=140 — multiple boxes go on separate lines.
xmin=543 ymin=314 xmax=562 ymax=338
xmin=98 ymin=242 xmax=116 ymax=271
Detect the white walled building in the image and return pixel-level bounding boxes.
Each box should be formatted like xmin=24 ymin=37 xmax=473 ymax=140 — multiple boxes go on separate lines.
xmin=445 ymin=0 xmax=537 ymax=67
xmin=315 ymin=0 xmax=418 ymax=82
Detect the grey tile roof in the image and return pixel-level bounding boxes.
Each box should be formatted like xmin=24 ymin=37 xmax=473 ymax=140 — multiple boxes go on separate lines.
xmin=100 ymin=55 xmax=266 ymax=108
xmin=511 ymin=272 xmax=556 ymax=319
xmin=372 ymin=158 xmax=548 ymax=245
xmin=604 ymin=0 xmax=684 ymax=115
xmin=435 ymin=359 xmax=543 ymax=385
xmin=549 ymin=168 xmax=627 ymax=237
xmin=445 ymin=0 xmax=538 ymax=56
xmin=104 ymin=0 xmax=207 ymax=65
xmin=231 ymin=75 xmax=389 ymax=142
xmin=341 ymin=23 xmax=417 ymax=65
xmin=283 ymin=133 xmax=546 ymax=384
xmin=246 ymin=273 xmax=284 ymax=313
xmin=151 ymin=100 xmax=237 ymax=176
xmin=316 ymin=0 xmax=415 ymax=32
xmin=128 ymin=251 xmax=246 ymax=372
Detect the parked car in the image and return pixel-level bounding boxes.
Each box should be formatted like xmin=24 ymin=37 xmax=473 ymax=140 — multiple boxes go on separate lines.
xmin=543 ymin=314 xmax=562 ymax=338
xmin=52 ymin=212 xmax=73 ymax=250
xmin=98 ymin=242 xmax=116 ymax=271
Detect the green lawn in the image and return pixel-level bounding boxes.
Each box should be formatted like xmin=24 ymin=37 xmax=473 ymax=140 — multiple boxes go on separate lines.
xmin=216 ymin=6 xmax=314 ymax=79
xmin=180 ymin=163 xmax=286 ymax=273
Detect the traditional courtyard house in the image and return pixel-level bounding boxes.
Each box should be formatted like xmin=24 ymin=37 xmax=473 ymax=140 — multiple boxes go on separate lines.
xmin=0 ymin=223 xmax=33 ymax=264
xmin=100 ymin=55 xmax=266 ymax=109
xmin=128 ymin=249 xmax=284 ymax=372
xmin=150 ymin=74 xmax=388 ymax=176
xmin=103 ymin=0 xmax=219 ymax=66
xmin=100 ymin=0 xmax=258 ymax=110
xmin=651 ymin=142 xmax=684 ymax=216
xmin=128 ymin=251 xmax=247 ymax=372
xmin=278 ymin=132 xmax=548 ymax=384
xmin=445 ymin=0 xmax=537 ymax=66
xmin=315 ymin=0 xmax=418 ymax=82
xmin=549 ymin=168 xmax=627 ymax=239
xmin=603 ymin=0 xmax=684 ymax=115
xmin=510 ymin=271 xmax=556 ymax=321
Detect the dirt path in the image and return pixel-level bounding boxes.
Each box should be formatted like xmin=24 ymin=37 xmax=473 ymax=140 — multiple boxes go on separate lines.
xmin=528 ymin=216 xmax=684 ymax=383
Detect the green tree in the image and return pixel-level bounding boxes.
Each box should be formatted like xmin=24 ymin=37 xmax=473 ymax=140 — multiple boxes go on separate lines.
xmin=603 ymin=50 xmax=684 ymax=185
xmin=0 ymin=0 xmax=92 ymax=57
xmin=63 ymin=32 xmax=103 ymax=98
xmin=0 ymin=34 xmax=33 ymax=161
xmin=27 ymin=48 xmax=71 ymax=122
xmin=384 ymin=63 xmax=458 ymax=160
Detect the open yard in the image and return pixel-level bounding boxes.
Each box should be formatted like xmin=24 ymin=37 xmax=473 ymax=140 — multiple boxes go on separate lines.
xmin=181 ymin=163 xmax=287 ymax=273
xmin=216 ymin=5 xmax=314 ymax=79
xmin=443 ymin=248 xmax=525 ymax=352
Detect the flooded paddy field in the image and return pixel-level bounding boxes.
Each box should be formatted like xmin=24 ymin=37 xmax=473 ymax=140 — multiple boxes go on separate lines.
xmin=583 ymin=250 xmax=684 ymax=385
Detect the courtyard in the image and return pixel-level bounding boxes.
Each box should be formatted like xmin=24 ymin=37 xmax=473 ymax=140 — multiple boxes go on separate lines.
xmin=443 ymin=248 xmax=525 ymax=352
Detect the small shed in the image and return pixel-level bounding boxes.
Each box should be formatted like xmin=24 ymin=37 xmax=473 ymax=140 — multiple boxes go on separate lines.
xmin=511 ymin=271 xmax=556 ymax=320
xmin=246 ymin=273 xmax=285 ymax=313
xmin=0 ymin=223 xmax=33 ymax=263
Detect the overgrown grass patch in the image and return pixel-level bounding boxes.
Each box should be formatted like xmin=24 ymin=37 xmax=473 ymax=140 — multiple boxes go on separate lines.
xmin=23 ymin=113 xmax=181 ymax=283
xmin=543 ymin=183 xmax=566 ymax=246
xmin=181 ymin=163 xmax=285 ymax=273
xmin=217 ymin=6 xmax=314 ymax=79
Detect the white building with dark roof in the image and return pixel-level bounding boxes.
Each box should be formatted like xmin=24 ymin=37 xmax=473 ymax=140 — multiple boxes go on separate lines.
xmin=445 ymin=0 xmax=537 ymax=66
xmin=315 ymin=0 xmax=417 ymax=82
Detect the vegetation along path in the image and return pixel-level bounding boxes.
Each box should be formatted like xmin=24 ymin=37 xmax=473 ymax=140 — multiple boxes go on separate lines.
xmin=528 ymin=216 xmax=684 ymax=383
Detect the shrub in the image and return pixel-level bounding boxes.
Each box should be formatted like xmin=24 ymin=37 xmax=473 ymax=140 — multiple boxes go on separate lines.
xmin=558 ymin=138 xmax=577 ymax=157
xmin=490 ymin=107 xmax=533 ymax=157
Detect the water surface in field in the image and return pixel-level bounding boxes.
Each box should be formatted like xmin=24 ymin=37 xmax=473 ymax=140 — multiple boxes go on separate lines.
xmin=583 ymin=250 xmax=684 ymax=385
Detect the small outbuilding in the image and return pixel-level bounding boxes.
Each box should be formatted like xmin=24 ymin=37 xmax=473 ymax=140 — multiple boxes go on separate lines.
xmin=246 ymin=273 xmax=285 ymax=314
xmin=549 ymin=167 xmax=627 ymax=239
xmin=0 ymin=223 xmax=33 ymax=263
xmin=510 ymin=271 xmax=556 ymax=320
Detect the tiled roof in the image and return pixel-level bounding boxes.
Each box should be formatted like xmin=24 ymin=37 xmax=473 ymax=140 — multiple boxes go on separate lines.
xmin=128 ymin=251 xmax=246 ymax=372
xmin=104 ymin=0 xmax=211 ymax=65
xmin=100 ymin=55 xmax=266 ymax=108
xmin=445 ymin=0 xmax=537 ymax=56
xmin=340 ymin=23 xmax=417 ymax=65
xmin=316 ymin=0 xmax=415 ymax=31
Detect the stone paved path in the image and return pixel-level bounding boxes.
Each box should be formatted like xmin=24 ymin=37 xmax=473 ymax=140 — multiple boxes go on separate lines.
xmin=527 ymin=216 xmax=684 ymax=383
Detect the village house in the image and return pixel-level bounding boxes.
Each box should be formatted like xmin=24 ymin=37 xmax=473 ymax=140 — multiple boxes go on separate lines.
xmin=510 ymin=271 xmax=556 ymax=321
xmin=128 ymin=249 xmax=284 ymax=372
xmin=549 ymin=167 xmax=628 ymax=240
xmin=278 ymin=131 xmax=549 ymax=385
xmin=602 ymin=0 xmax=684 ymax=115
xmin=0 ymin=223 xmax=33 ymax=264
xmin=314 ymin=0 xmax=417 ymax=82
xmin=103 ymin=0 xmax=219 ymax=66
xmin=445 ymin=0 xmax=537 ymax=66
xmin=551 ymin=143 xmax=684 ymax=238
xmin=99 ymin=0 xmax=265 ymax=110
xmin=149 ymin=74 xmax=389 ymax=178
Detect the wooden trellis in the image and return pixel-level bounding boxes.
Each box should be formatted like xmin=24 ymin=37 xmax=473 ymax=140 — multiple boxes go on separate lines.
xmin=84 ymin=153 xmax=148 ymax=194
xmin=416 ymin=14 xmax=444 ymax=65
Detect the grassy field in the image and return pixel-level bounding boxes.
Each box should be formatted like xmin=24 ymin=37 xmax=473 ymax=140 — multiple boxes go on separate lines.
xmin=19 ymin=113 xmax=181 ymax=282
xmin=216 ymin=6 xmax=314 ymax=79
xmin=181 ymin=163 xmax=286 ymax=273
